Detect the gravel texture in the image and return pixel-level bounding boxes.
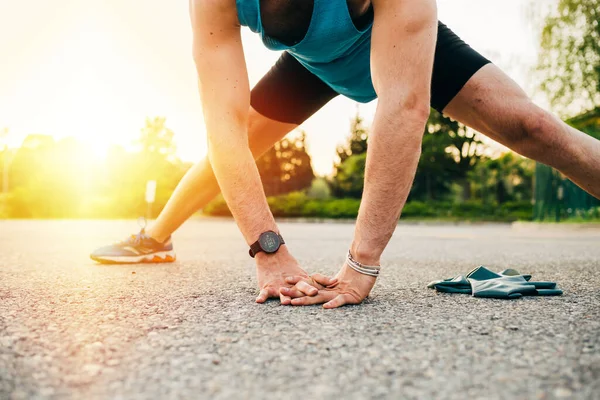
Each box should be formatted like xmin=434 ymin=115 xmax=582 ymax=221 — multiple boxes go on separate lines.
xmin=0 ymin=219 xmax=599 ymax=400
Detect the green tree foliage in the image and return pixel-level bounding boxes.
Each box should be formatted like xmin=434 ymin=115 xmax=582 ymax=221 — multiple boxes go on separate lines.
xmin=538 ymin=0 xmax=600 ymax=116
xmin=469 ymin=153 xmax=534 ymax=205
xmin=307 ymin=177 xmax=332 ymax=200
xmin=203 ymin=191 xmax=533 ymax=221
xmin=411 ymin=112 xmax=459 ymax=201
xmin=331 ymin=153 xmax=366 ymax=199
xmin=256 ymin=131 xmax=315 ymax=196
xmin=331 ymin=111 xmax=369 ymax=197
xmin=8 ymin=136 xmax=96 ymax=217
xmin=336 ymin=110 xmax=368 ymax=164
xmin=101 ymin=118 xmax=188 ymax=218
xmin=431 ymin=111 xmax=488 ymax=201
xmin=535 ymin=1 xmax=600 ymax=220
xmin=137 ymin=117 xmax=177 ymax=158
xmin=3 ymin=119 xmax=190 ymax=219
xmin=332 ymin=109 xmax=488 ymax=201
xmin=567 ymin=106 xmax=600 ymax=139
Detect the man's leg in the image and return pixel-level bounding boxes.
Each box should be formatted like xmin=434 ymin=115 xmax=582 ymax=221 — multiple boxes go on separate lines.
xmin=442 ymin=63 xmax=600 ymax=199
xmin=144 ymin=52 xmax=340 ymax=242
xmin=91 ymin=52 xmax=338 ymax=263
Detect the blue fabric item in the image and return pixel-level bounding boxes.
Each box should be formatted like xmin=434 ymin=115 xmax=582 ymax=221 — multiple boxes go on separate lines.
xmin=427 ymin=267 xmax=563 ymax=299
xmin=236 ymin=0 xmax=376 ymax=103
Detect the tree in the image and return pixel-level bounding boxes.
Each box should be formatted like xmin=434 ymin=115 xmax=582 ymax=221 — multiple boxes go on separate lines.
xmin=256 ymin=131 xmax=315 ymax=196
xmin=122 ymin=118 xmax=186 ymax=217
xmin=137 ymin=117 xmax=177 ymax=158
xmin=8 ymin=135 xmax=93 ymax=218
xmin=1 ymin=118 xmax=191 ymax=219
xmin=469 ymin=153 xmax=534 ymax=205
xmin=413 ymin=110 xmax=488 ymax=201
xmin=332 ymin=109 xmax=488 ymax=200
xmin=537 ymin=0 xmax=600 ymax=117
xmin=535 ymin=0 xmax=600 ymax=220
xmin=336 ymin=109 xmax=368 ymax=165
xmin=331 ymin=153 xmax=366 ymax=199
xmin=411 ymin=116 xmax=456 ymax=201
xmin=331 ymin=109 xmax=369 ymax=197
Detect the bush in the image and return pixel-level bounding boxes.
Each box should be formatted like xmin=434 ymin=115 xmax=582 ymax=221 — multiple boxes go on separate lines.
xmin=322 ymin=199 xmax=361 ymax=218
xmin=202 ymin=194 xmax=534 ymax=222
xmin=498 ymin=201 xmax=533 ymax=221
xmin=451 ymin=201 xmax=492 ymax=218
xmin=0 ymin=193 xmax=11 ymax=219
xmin=401 ymin=201 xmax=437 ymax=218
xmin=268 ymin=192 xmax=308 ymax=217
xmin=203 ymin=192 xmax=361 ymax=219
xmin=307 ymin=178 xmax=331 ymax=200
xmin=202 ymin=195 xmax=232 ymax=217
xmin=302 ymin=199 xmax=329 ymax=218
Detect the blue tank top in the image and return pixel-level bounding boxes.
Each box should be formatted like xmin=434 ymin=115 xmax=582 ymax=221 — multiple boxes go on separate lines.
xmin=236 ymin=0 xmax=376 ymax=103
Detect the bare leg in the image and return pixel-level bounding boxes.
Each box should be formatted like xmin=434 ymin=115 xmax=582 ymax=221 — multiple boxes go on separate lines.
xmin=443 ymin=64 xmax=600 ymax=199
xmin=145 ymin=106 xmax=297 ymax=242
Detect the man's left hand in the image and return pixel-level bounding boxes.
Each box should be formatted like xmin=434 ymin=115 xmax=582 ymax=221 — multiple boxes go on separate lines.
xmin=281 ymin=263 xmax=377 ymax=309
xmin=255 ymin=247 xmax=337 ymax=305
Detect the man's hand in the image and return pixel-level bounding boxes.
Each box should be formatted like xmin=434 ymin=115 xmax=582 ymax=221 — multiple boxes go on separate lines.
xmin=282 ymin=263 xmax=377 ymax=309
xmin=255 ymin=247 xmax=337 ymax=305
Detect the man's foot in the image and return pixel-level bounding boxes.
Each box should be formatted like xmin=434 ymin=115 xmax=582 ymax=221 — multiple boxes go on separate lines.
xmin=90 ymin=230 xmax=176 ymax=264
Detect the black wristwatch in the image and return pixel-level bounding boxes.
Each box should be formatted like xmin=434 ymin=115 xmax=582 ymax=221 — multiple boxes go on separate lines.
xmin=249 ymin=231 xmax=285 ymax=258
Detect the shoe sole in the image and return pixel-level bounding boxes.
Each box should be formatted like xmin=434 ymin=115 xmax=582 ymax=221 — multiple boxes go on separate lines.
xmin=90 ymin=251 xmax=176 ymax=264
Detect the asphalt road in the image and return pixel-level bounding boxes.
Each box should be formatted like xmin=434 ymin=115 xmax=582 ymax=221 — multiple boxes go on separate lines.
xmin=1 ymin=220 xmax=599 ymax=400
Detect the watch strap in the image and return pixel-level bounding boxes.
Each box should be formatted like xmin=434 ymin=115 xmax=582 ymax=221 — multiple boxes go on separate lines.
xmin=249 ymin=241 xmax=263 ymax=258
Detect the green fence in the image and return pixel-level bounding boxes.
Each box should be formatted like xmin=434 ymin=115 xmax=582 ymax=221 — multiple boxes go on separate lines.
xmin=534 ymin=163 xmax=599 ymax=221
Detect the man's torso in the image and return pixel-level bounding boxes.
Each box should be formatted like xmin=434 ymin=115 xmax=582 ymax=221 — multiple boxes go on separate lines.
xmin=236 ymin=0 xmax=378 ymax=102
xmin=259 ymin=0 xmax=373 ymax=46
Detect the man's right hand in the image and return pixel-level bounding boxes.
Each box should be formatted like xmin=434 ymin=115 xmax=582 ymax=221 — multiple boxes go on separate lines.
xmin=255 ymin=247 xmax=337 ymax=305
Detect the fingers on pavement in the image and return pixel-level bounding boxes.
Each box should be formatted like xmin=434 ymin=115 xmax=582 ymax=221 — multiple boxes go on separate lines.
xmin=312 ymin=273 xmax=338 ymax=287
xmin=290 ymin=291 xmax=336 ymax=306
xmin=256 ymin=287 xmax=279 ymax=303
xmin=295 ymin=281 xmax=318 ymax=296
xmin=284 ymin=276 xmax=304 ymax=285
xmin=323 ymin=294 xmax=356 ymax=309
xmin=280 ymin=287 xmax=306 ymax=298
xmin=279 ymin=292 xmax=292 ymax=305
xmin=280 ymin=280 xmax=319 ymax=298
xmin=256 ymin=288 xmax=270 ymax=303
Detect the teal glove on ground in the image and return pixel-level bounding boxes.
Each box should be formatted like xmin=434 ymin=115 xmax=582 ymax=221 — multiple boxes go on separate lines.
xmin=427 ymin=266 xmax=563 ymax=299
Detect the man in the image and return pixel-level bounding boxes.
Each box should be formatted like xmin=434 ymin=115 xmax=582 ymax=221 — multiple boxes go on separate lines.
xmin=91 ymin=0 xmax=600 ymax=308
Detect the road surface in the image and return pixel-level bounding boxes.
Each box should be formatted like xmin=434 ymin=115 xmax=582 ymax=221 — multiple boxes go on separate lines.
xmin=1 ymin=220 xmax=599 ymax=399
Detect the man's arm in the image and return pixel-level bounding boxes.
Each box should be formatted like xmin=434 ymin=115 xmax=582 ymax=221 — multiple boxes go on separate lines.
xmin=189 ymin=0 xmax=334 ymax=303
xmin=351 ymin=0 xmax=437 ymax=265
xmin=284 ymin=0 xmax=437 ymax=308
xmin=190 ymin=0 xmax=277 ymax=243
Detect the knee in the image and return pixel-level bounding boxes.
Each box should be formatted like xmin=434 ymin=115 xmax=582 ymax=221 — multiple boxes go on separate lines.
xmin=511 ymin=104 xmax=563 ymax=160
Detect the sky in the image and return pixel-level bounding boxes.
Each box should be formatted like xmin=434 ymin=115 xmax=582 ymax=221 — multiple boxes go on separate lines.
xmin=0 ymin=0 xmax=553 ymax=175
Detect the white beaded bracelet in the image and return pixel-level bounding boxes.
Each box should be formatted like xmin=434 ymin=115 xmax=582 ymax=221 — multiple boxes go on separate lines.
xmin=347 ymin=251 xmax=381 ymax=277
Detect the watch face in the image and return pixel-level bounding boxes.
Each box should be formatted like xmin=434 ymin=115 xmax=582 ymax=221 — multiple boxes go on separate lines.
xmin=259 ymin=231 xmax=280 ymax=253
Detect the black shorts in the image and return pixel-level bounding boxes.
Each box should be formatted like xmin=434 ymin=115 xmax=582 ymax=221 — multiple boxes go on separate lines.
xmin=250 ymin=21 xmax=491 ymax=124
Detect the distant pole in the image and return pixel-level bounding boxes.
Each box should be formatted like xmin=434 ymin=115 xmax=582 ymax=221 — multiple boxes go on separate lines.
xmin=556 ymin=184 xmax=564 ymax=222
xmin=145 ymin=180 xmax=157 ymax=221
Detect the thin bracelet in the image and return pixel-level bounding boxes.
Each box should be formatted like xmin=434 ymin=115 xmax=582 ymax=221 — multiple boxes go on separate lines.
xmin=347 ymin=251 xmax=381 ymax=278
